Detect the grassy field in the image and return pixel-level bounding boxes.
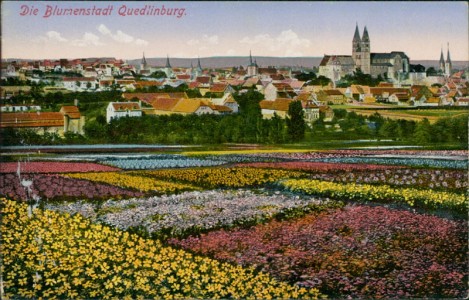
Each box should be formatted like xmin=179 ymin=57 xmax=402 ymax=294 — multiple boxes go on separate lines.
xmin=349 ymin=108 xmax=469 ymax=123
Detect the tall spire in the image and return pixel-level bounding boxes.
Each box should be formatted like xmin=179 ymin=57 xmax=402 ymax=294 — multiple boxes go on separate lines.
xmin=362 ymin=26 xmax=370 ymax=42
xmin=439 ymin=46 xmax=445 ymax=64
xmin=197 ymin=56 xmax=202 ymax=71
xmin=353 ymin=23 xmax=361 ymax=42
xmin=446 ymin=42 xmax=452 ymax=63
xmin=141 ymin=52 xmax=147 ymax=66
xmin=165 ymin=55 xmax=171 ymax=68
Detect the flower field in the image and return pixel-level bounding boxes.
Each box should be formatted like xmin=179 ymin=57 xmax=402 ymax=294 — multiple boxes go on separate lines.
xmin=0 ymin=161 xmax=120 ymax=173
xmin=311 ymin=156 xmax=468 ymax=169
xmin=1 ymin=148 xmax=467 ymax=298
xmin=170 ymin=205 xmax=468 ymax=298
xmin=141 ymin=167 xmax=306 ymax=188
xmin=1 ymin=198 xmax=319 ymax=299
xmin=280 ymin=179 xmax=467 ymax=213
xmin=0 ymin=173 xmax=143 ymax=201
xmin=65 ymin=172 xmax=200 ymax=194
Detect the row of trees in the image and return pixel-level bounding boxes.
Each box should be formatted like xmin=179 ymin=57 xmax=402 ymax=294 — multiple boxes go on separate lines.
xmin=312 ymin=109 xmax=468 ymax=145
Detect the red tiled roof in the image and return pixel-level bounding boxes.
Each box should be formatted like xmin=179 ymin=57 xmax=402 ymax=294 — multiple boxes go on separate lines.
xmin=209 ymin=83 xmax=228 ymax=93
xmin=148 ymin=98 xmax=180 ymax=111
xmin=196 ymin=76 xmax=211 ymax=84
xmin=1 ymin=112 xmax=64 ymax=128
xmin=260 ymin=98 xmax=294 ymax=112
xmin=176 ymin=74 xmax=191 ymax=80
xmin=60 ymin=106 xmax=81 ymax=119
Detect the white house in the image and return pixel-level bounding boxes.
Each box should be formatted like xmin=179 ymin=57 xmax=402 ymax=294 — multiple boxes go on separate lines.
xmin=62 ymin=77 xmax=98 ymax=91
xmin=106 ymin=102 xmax=142 ymax=123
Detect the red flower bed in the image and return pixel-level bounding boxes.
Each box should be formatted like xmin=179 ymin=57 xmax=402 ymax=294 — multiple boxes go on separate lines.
xmin=0 ymin=174 xmax=143 ymax=201
xmin=235 ymin=161 xmax=401 ymax=172
xmin=171 ymin=206 xmax=468 ymax=298
xmin=0 ymin=162 xmax=119 ymax=173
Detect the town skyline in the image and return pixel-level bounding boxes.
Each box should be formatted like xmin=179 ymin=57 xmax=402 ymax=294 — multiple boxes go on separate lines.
xmin=2 ymin=1 xmax=468 ymax=61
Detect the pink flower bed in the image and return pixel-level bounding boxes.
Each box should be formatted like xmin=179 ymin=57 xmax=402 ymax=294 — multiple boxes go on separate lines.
xmin=0 ymin=162 xmax=119 ymax=173
xmin=0 ymin=174 xmax=143 ymax=201
xmin=170 ymin=206 xmax=468 ymax=298
xmin=235 ymin=161 xmax=401 ymax=172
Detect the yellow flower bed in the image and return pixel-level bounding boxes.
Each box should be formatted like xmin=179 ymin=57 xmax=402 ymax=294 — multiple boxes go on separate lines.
xmin=142 ymin=167 xmax=305 ymax=188
xmin=281 ymin=179 xmax=468 ymax=212
xmin=1 ymin=198 xmax=320 ymax=299
xmin=65 ymin=172 xmax=199 ymax=194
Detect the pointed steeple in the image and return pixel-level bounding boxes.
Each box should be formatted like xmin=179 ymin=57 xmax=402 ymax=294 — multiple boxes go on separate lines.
xmin=446 ymin=42 xmax=452 ymax=64
xmin=141 ymin=52 xmax=147 ymax=68
xmin=165 ymin=55 xmax=171 ymax=68
xmin=353 ymin=23 xmax=361 ymax=42
xmin=362 ymin=26 xmax=370 ymax=42
xmin=439 ymin=46 xmax=445 ymax=65
xmin=197 ymin=56 xmax=203 ymax=71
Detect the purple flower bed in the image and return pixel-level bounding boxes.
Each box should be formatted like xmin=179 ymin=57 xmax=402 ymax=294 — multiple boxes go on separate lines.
xmin=308 ymin=168 xmax=468 ymax=192
xmin=0 ymin=173 xmax=144 ymax=201
xmin=171 ymin=205 xmax=468 ymax=298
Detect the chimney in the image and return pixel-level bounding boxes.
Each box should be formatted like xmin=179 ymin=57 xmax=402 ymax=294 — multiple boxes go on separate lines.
xmin=74 ymin=99 xmax=79 ymax=106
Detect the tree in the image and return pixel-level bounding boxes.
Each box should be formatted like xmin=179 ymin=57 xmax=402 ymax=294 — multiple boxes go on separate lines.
xmin=286 ymin=100 xmax=306 ymax=142
xmin=413 ymin=118 xmax=432 ymax=144
xmin=426 ymin=67 xmax=438 ymax=76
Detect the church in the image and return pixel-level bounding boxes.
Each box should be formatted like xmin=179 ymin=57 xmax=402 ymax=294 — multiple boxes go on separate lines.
xmin=319 ymin=24 xmax=410 ymax=82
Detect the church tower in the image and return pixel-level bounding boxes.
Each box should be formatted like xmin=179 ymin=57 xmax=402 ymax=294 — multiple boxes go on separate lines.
xmin=352 ymin=23 xmax=361 ymax=69
xmin=140 ymin=52 xmax=148 ymax=72
xmin=247 ymin=50 xmax=258 ymax=77
xmin=445 ymin=43 xmax=452 ymax=77
xmin=360 ymin=26 xmax=371 ymax=74
xmin=439 ymin=47 xmax=445 ymax=73
xmin=164 ymin=55 xmax=173 ymax=78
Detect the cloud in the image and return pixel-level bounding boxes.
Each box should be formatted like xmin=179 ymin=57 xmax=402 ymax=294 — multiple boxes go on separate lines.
xmin=136 ymin=39 xmax=149 ymax=46
xmin=46 ymin=31 xmax=68 ymax=42
xmin=71 ymin=32 xmax=103 ymax=47
xmin=240 ymin=30 xmax=311 ymax=56
xmin=97 ymin=24 xmax=112 ymax=35
xmin=97 ymin=24 xmax=148 ymax=46
xmin=113 ymin=30 xmax=134 ymax=43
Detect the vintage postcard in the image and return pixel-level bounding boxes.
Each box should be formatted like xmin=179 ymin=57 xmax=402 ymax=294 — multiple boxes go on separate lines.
xmin=1 ymin=1 xmax=468 ymax=299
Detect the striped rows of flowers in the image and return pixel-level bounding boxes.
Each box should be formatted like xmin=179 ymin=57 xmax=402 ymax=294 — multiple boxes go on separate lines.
xmin=99 ymin=157 xmax=226 ymax=170
xmin=45 ymin=190 xmax=342 ymax=239
xmin=170 ymin=205 xmax=468 ymax=298
xmin=235 ymin=162 xmax=402 ymax=172
xmin=141 ymin=167 xmax=306 ymax=189
xmin=236 ymin=149 xmax=468 ymax=161
xmin=0 ymin=161 xmax=120 ymax=173
xmin=311 ymin=157 xmax=468 ymax=169
xmin=65 ymin=172 xmax=199 ymax=194
xmin=1 ymin=198 xmax=320 ymax=299
xmin=307 ymin=168 xmax=468 ymax=192
xmin=0 ymin=173 xmax=143 ymax=201
xmin=280 ymin=179 xmax=467 ymax=213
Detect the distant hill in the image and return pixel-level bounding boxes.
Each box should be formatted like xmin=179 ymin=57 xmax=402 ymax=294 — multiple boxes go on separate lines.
xmin=3 ymin=56 xmax=468 ymax=71
xmin=410 ymin=60 xmax=468 ymax=70
xmin=128 ymin=56 xmax=324 ymax=69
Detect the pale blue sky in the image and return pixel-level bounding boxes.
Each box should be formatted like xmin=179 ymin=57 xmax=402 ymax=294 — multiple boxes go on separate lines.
xmin=2 ymin=1 xmax=468 ymax=61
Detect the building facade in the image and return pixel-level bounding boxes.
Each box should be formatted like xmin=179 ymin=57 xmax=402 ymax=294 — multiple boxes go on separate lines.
xmin=319 ymin=25 xmax=410 ymax=81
